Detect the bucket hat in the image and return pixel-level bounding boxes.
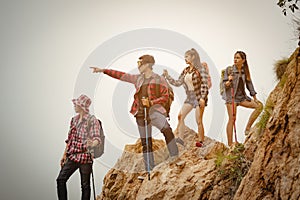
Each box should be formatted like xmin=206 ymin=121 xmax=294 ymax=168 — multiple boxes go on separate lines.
xmin=72 ymin=94 xmax=91 ymax=113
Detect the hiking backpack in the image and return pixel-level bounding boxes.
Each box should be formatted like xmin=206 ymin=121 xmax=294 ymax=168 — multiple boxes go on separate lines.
xmin=87 ymin=115 xmax=105 ymax=158
xmin=155 ymin=75 xmax=174 ymax=119
xmin=220 ymin=66 xmax=233 ymax=95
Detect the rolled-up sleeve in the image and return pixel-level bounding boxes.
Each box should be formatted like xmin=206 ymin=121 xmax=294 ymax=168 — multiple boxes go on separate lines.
xmin=246 ymin=79 xmax=257 ymax=96
xmin=65 ymin=118 xmax=75 ymax=143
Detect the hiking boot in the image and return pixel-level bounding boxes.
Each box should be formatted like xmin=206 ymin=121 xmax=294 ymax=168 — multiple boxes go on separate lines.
xmin=195 ymin=141 xmax=203 ymax=147
xmin=175 ymin=137 xmax=184 ymax=146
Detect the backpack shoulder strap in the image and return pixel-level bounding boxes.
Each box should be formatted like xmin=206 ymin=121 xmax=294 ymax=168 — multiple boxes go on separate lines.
xmin=86 ymin=115 xmax=96 ymax=135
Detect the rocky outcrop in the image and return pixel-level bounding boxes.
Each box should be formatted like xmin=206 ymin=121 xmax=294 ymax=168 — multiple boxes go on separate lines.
xmin=98 ymin=125 xmax=252 ymax=200
xmin=98 ymin=48 xmax=300 ymax=200
xmin=98 ymin=126 xmax=228 ymax=200
xmin=234 ymin=48 xmax=300 ymax=200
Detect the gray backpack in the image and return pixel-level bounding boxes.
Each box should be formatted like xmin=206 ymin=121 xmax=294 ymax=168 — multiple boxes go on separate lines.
xmin=220 ymin=66 xmax=233 ymax=95
xmin=86 ymin=115 xmax=105 ymax=158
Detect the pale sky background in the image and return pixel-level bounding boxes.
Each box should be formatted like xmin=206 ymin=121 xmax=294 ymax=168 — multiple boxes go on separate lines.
xmin=0 ymin=0 xmax=298 ymax=199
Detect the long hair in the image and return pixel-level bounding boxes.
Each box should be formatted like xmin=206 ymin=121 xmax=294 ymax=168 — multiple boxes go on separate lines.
xmin=185 ymin=48 xmax=202 ymax=69
xmin=235 ymin=51 xmax=251 ymax=81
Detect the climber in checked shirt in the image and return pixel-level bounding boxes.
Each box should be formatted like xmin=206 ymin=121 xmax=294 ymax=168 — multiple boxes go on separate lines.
xmin=56 ymin=94 xmax=101 ymax=200
xmin=90 ymin=54 xmax=179 ymax=173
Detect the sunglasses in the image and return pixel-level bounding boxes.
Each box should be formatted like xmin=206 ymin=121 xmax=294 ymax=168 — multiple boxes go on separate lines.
xmin=137 ymin=60 xmax=144 ymax=68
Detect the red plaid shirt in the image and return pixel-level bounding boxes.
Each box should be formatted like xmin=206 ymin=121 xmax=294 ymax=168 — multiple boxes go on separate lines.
xmin=65 ymin=114 xmax=101 ymax=164
xmin=104 ymin=69 xmax=169 ymax=116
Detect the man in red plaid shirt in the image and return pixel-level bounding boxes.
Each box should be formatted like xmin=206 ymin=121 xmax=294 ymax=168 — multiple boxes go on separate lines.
xmin=91 ymin=55 xmax=179 ymax=173
xmin=56 ymin=94 xmax=101 ymax=200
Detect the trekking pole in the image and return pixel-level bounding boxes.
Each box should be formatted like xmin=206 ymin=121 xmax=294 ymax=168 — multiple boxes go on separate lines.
xmin=91 ymin=162 xmax=96 ymax=200
xmin=88 ymin=150 xmax=96 ymax=200
xmin=231 ymin=86 xmax=238 ymax=143
xmin=142 ymin=97 xmax=151 ymax=181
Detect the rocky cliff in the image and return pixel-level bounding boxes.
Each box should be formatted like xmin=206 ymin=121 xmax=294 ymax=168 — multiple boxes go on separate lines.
xmin=97 ymin=48 xmax=300 ymax=200
xmin=234 ymin=48 xmax=300 ymax=200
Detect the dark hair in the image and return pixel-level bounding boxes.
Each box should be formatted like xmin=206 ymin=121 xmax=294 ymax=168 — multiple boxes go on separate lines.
xmin=235 ymin=51 xmax=251 ymax=81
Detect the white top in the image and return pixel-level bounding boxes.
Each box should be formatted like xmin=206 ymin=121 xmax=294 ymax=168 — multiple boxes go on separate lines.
xmin=184 ymin=72 xmax=194 ymax=91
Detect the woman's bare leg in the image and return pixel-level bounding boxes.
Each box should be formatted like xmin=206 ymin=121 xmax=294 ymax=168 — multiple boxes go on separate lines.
xmin=195 ymin=105 xmax=205 ymax=142
xmin=177 ymin=103 xmax=193 ymax=139
xmin=239 ymin=99 xmax=263 ymax=133
xmin=226 ymin=103 xmax=237 ymax=146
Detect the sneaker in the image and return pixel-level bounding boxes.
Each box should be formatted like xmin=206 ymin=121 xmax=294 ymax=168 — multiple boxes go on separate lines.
xmin=195 ymin=141 xmax=203 ymax=147
xmin=175 ymin=137 xmax=184 ymax=146
xmin=138 ymin=173 xmax=150 ymax=180
xmin=166 ymin=155 xmax=179 ymax=164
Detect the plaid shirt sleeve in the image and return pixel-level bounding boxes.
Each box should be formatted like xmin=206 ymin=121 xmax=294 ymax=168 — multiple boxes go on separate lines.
xmin=64 ymin=118 xmax=74 ymax=144
xmin=165 ymin=68 xmax=186 ymax=87
xmin=199 ymin=66 xmax=209 ymax=100
xmin=104 ymin=69 xmax=139 ymax=84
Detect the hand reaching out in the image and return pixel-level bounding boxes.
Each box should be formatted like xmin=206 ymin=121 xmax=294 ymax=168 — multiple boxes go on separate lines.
xmin=90 ymin=66 xmax=104 ymax=73
xmin=163 ymin=69 xmax=168 ymax=77
xmin=60 ymin=154 xmax=67 ymax=168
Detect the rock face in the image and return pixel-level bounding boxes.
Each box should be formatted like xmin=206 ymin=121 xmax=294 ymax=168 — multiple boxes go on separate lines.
xmin=234 ymin=49 xmax=300 ymax=200
xmin=98 ymin=48 xmax=300 ymax=200
xmin=98 ymin=125 xmax=228 ymax=200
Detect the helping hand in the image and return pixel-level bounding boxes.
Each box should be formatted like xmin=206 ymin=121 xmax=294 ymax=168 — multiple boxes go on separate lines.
xmin=163 ymin=69 xmax=168 ymax=77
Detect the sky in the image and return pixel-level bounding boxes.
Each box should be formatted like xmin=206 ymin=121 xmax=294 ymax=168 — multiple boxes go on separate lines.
xmin=0 ymin=0 xmax=298 ymax=199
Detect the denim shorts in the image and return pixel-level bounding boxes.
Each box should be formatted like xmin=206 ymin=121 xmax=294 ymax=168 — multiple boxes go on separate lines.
xmin=224 ymin=92 xmax=251 ymax=104
xmin=226 ymin=96 xmax=248 ymax=104
xmin=184 ymin=91 xmax=199 ymax=108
